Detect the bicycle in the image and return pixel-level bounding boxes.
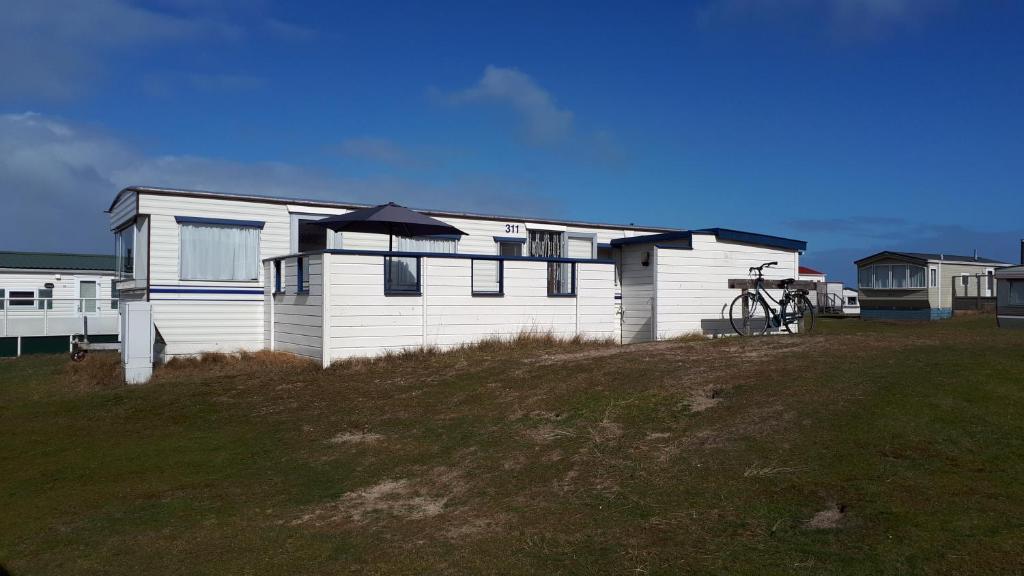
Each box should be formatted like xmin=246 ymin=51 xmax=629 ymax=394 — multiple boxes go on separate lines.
xmin=729 ymin=261 xmax=815 ymax=336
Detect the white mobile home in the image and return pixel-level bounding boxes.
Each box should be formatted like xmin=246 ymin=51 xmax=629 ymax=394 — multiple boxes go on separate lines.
xmin=107 ymin=186 xmax=807 ymax=362
xmin=0 ymin=252 xmax=118 ymax=357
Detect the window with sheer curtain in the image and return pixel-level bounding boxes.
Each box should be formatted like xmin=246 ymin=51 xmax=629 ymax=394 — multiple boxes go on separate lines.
xmin=179 ymin=223 xmax=260 ymax=281
xmin=397 ymin=236 xmax=458 ymax=253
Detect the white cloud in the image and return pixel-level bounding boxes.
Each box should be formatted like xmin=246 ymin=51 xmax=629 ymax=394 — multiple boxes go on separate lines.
xmin=447 ymin=66 xmax=574 ymax=146
xmin=0 ymin=112 xmax=562 ymax=253
xmin=335 ymin=137 xmax=425 ymax=168
xmin=0 ymin=0 xmax=242 ymax=101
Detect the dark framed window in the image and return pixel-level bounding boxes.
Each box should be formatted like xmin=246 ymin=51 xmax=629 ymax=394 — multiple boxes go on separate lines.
xmin=296 ymin=257 xmax=307 ymax=294
xmin=38 ymin=288 xmax=53 ymax=310
xmin=471 ymin=259 xmax=503 ymax=296
xmin=385 ymin=256 xmax=421 ymax=295
xmin=111 ymin=280 xmax=119 ymax=310
xmin=547 ymin=262 xmax=576 ymax=297
xmin=9 ymin=291 xmax=35 ymax=306
xmin=274 ymin=260 xmax=283 ymax=294
xmin=0 ymin=289 xmax=4 ymax=310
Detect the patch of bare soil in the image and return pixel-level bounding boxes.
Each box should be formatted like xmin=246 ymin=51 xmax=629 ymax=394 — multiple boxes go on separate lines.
xmin=294 ymin=468 xmax=467 ymax=526
xmin=688 ymin=387 xmax=723 ymax=412
xmin=805 ymin=504 xmax=847 ymax=529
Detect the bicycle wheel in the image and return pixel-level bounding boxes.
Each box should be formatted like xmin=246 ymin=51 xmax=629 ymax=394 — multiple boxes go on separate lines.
xmin=730 ymin=293 xmax=770 ymax=336
xmin=782 ymin=294 xmax=815 ymax=335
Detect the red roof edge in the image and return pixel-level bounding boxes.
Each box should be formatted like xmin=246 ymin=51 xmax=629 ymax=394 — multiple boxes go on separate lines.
xmin=799 ymin=265 xmax=824 ymax=276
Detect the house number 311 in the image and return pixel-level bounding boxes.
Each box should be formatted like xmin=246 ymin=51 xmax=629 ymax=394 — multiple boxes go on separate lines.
xmin=504 ymin=224 xmax=520 ymax=233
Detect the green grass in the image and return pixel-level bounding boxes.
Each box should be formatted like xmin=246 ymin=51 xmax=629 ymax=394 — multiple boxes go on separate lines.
xmin=2 ymin=318 xmax=1023 ymax=575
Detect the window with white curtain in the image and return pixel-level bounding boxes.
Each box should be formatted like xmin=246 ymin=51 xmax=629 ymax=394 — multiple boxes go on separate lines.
xmin=873 ymin=265 xmax=891 ymax=289
xmin=891 ymin=265 xmax=908 ymax=288
xmin=179 ymin=222 xmax=261 ymax=281
xmin=397 ymin=236 xmax=458 ymax=253
xmin=909 ymin=266 xmax=926 ymax=288
xmin=858 ymin=267 xmax=872 ymax=288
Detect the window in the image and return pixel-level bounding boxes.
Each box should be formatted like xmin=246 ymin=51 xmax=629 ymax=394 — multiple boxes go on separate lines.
xmin=566 ymin=234 xmax=596 ymax=260
xmin=860 ymin=264 xmax=926 ymax=289
xmin=548 ymin=262 xmax=576 ymax=296
xmin=908 ymin=266 xmax=925 ymax=288
xmin=397 ymin=236 xmax=458 ymax=253
xmin=472 ymin=259 xmax=503 ymax=296
xmin=873 ymin=265 xmax=891 ymax=289
xmin=385 ymin=256 xmax=420 ymax=295
xmin=847 ymin=296 xmax=858 ymax=306
xmin=111 ymin=280 xmax=119 ymax=310
xmin=1010 ymin=281 xmax=1024 ymax=306
xmin=0 ymin=289 xmax=4 ymax=310
xmin=597 ymin=245 xmax=613 ymax=261
xmin=115 ymin=223 xmax=135 ymax=279
xmin=38 ymin=288 xmax=53 ymax=310
xmin=858 ymin=267 xmax=872 ymax=288
xmin=10 ymin=291 xmax=35 ymax=306
xmin=891 ymin=265 xmax=908 ymax=288
xmin=961 ymin=274 xmax=969 ymax=287
xmin=497 ymin=240 xmax=523 ymax=257
xmin=930 ymin=268 xmax=938 ymax=288
xmin=297 ymin=257 xmax=308 ymax=293
xmin=529 ymin=230 xmax=563 ymax=257
xmin=80 ymin=281 xmax=97 ymax=313
xmin=987 ymin=270 xmax=994 ymax=292
xmin=178 ymin=218 xmax=261 ymax=281
xmin=274 ymin=260 xmax=283 ymax=294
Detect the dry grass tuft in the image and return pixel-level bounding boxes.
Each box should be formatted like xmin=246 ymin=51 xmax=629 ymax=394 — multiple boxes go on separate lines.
xmin=154 ymin=350 xmax=319 ymax=381
xmin=63 ymin=352 xmax=122 ymax=390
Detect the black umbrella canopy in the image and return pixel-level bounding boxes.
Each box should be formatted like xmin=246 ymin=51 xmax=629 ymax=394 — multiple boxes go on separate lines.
xmin=313 ymin=202 xmax=468 ymax=249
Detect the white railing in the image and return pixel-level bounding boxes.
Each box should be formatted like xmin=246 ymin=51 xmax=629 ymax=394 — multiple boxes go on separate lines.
xmin=1 ymin=298 xmax=120 ymax=338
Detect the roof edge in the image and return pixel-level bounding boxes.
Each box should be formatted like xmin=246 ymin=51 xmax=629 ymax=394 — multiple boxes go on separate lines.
xmin=112 ymin=185 xmax=684 ymax=233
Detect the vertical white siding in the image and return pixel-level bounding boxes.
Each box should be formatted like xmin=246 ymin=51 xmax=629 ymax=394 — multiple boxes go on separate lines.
xmin=324 ymin=255 xmax=615 ymax=361
xmin=654 ymin=235 xmax=799 ymax=337
xmin=620 ymin=244 xmax=655 ymax=343
xmin=269 ymin=256 xmax=323 ymax=360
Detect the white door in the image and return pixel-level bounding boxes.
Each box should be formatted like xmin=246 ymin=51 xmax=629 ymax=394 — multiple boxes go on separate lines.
xmin=79 ymin=280 xmax=97 ymax=314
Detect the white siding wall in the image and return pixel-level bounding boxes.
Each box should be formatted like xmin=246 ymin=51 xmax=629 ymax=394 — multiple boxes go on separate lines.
xmin=324 ymin=254 xmax=615 ymax=360
xmin=122 ymin=190 xmax=668 ymax=358
xmin=620 ymin=244 xmax=655 ymax=344
xmin=654 ymin=235 xmax=799 ymax=337
xmin=136 ymin=193 xmax=291 ymax=357
xmin=269 ymin=256 xmax=323 ymax=361
xmin=0 ymin=270 xmax=117 ymax=337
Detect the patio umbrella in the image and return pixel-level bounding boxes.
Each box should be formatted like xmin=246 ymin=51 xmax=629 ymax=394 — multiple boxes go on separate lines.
xmin=313 ymin=202 xmax=468 ymax=250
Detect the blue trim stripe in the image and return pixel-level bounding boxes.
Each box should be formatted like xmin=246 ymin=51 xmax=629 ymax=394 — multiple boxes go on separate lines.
xmin=493 ymin=236 xmax=527 ymax=244
xmin=175 ymin=216 xmax=266 ymax=229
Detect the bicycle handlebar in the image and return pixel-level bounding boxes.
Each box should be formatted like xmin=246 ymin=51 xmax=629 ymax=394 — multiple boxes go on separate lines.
xmin=748 ymin=261 xmax=778 ymax=275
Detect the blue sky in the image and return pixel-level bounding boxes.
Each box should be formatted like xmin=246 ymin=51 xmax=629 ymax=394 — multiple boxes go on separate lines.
xmin=2 ymin=0 xmax=1023 ymax=282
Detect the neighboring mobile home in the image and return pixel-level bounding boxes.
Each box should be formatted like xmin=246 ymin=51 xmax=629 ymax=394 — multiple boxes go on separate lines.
xmin=855 ymin=251 xmax=1011 ymax=320
xmin=995 ymin=265 xmax=1024 ymax=329
xmin=0 ymin=252 xmax=118 ymax=357
xmin=107 ymin=186 xmax=807 ymax=362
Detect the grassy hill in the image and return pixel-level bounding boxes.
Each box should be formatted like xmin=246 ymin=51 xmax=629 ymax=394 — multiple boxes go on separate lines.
xmin=2 ymin=317 xmax=1023 ymax=575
